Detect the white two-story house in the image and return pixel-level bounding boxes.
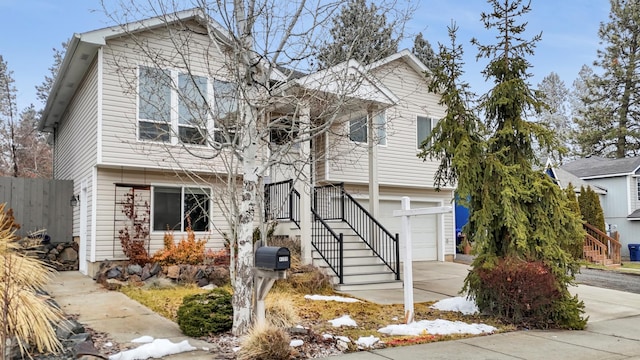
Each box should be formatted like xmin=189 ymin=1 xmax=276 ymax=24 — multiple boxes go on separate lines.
xmin=39 ymin=9 xmax=455 ymax=287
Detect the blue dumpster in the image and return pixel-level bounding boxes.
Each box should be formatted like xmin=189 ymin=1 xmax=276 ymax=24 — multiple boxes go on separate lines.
xmin=629 ymin=244 xmax=640 ymax=261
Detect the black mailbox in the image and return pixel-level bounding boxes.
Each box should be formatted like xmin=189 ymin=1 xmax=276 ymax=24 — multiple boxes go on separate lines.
xmin=255 ymin=246 xmax=290 ymax=270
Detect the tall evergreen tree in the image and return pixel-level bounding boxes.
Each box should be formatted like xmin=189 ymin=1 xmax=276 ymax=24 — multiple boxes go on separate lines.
xmin=0 ymin=55 xmax=19 ymax=177
xmin=412 ymin=32 xmax=437 ymax=71
xmin=578 ymin=186 xmax=606 ymax=232
xmin=420 ymin=0 xmax=586 ymax=329
xmin=35 ymin=42 xmax=67 ymax=105
xmin=575 ymin=0 xmax=640 ymax=158
xmin=563 ymin=183 xmax=584 ymax=259
xmin=537 ymin=72 xmax=571 ymax=163
xmin=571 ymin=65 xmax=614 ymax=157
xmin=316 ymin=0 xmax=399 ymax=68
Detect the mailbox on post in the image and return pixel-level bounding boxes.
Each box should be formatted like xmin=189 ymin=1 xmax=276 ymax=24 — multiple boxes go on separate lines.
xmin=255 ymin=246 xmax=290 ymax=270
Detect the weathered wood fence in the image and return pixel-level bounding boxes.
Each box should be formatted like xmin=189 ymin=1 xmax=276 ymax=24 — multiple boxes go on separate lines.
xmin=0 ymin=177 xmax=73 ymax=243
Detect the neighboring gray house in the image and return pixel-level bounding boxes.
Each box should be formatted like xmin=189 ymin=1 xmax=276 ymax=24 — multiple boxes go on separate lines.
xmin=561 ymin=156 xmax=640 ymax=259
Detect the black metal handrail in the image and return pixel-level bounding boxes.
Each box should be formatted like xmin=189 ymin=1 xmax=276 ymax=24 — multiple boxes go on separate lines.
xmin=311 ymin=208 xmax=344 ymax=284
xmin=264 ymin=179 xmax=300 ymax=228
xmin=313 ymin=182 xmax=399 ymax=281
xmin=341 ymin=192 xmax=400 ymax=280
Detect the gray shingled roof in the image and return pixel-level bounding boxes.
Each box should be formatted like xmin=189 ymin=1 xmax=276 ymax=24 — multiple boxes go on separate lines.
xmin=551 ymin=167 xmax=607 ymax=194
xmin=561 ymin=156 xmax=640 ymax=178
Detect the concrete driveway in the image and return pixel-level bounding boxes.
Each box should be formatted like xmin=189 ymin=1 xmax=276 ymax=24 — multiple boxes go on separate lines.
xmin=339 ymin=261 xmax=470 ymax=303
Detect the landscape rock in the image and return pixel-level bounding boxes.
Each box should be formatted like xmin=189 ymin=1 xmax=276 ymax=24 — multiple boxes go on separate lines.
xmin=59 ymin=247 xmax=78 ymax=262
xmin=166 ymin=265 xmax=180 ymax=279
xmin=127 ymin=264 xmax=142 ymax=275
xmin=106 ymin=267 xmax=122 ymax=279
xmin=149 ymin=263 xmax=162 ymax=276
xmin=56 ymin=319 xmax=85 ymax=339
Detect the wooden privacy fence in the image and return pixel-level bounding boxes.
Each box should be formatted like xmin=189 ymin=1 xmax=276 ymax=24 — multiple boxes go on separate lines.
xmin=0 ymin=177 xmax=73 ymax=243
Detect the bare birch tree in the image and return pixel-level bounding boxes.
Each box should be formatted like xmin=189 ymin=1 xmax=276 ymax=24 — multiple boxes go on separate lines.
xmin=99 ymin=0 xmax=413 ymax=335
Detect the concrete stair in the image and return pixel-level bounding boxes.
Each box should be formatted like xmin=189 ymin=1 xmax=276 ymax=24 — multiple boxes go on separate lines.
xmin=312 ymin=220 xmax=402 ymax=291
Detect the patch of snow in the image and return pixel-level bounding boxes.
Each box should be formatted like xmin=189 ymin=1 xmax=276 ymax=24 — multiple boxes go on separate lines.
xmin=430 ymin=297 xmax=479 ymax=315
xmin=335 ymin=336 xmax=351 ymax=343
xmin=200 ymin=284 xmax=217 ymax=290
xmin=392 ymin=316 xmax=398 ymax=321
xmin=201 ymin=347 xmax=209 ymax=351
xmin=232 ymin=347 xmax=241 ymax=352
xmin=304 ymin=294 xmax=360 ymax=303
xmin=328 ymin=315 xmax=357 ymax=327
xmin=108 ymin=339 xmax=196 ymax=360
xmin=104 ymin=342 xmax=113 ymax=347
xmin=290 ymin=339 xmax=304 ymax=347
xmin=322 ymin=334 xmax=334 ymax=340
xmin=378 ymin=319 xmax=496 ymax=336
xmin=355 ymin=336 xmax=379 ymax=348
xmin=131 ymin=336 xmax=154 ymax=343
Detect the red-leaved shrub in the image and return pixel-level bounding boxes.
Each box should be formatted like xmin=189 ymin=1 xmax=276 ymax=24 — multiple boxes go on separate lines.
xmin=476 ymin=257 xmax=561 ymax=328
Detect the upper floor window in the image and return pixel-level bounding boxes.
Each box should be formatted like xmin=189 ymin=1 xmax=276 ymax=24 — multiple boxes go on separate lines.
xmin=349 ymin=117 xmax=367 ymax=143
xmin=139 ymin=66 xmax=171 ymax=142
xmin=373 ymin=111 xmax=386 ymax=146
xmin=349 ymin=112 xmax=387 ymax=145
xmin=138 ymin=66 xmax=237 ymax=145
xmin=153 ymin=186 xmax=211 ymax=232
xmin=178 ymin=74 xmax=208 ymax=144
xmin=417 ymin=116 xmax=432 ymax=149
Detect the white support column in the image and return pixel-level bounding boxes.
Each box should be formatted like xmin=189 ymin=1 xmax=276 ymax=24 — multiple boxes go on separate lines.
xmin=438 ymin=200 xmax=445 ymax=262
xmin=299 ymin=103 xmax=313 ymax=265
xmin=368 ymin=110 xmax=379 ymax=217
xmin=400 ymin=196 xmax=414 ymax=324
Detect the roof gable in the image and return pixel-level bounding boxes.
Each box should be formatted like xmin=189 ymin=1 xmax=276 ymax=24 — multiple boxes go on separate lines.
xmin=365 ymin=49 xmax=431 ymax=80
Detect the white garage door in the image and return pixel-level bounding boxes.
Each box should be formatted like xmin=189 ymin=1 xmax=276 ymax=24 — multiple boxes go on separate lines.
xmin=357 ymin=199 xmax=438 ymax=261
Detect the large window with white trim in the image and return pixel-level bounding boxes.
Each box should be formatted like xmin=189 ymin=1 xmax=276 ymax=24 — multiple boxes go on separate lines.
xmin=153 ymin=186 xmax=211 ymax=232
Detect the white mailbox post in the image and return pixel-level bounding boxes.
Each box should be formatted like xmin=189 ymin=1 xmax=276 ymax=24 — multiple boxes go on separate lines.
xmin=393 ymin=196 xmax=452 ymax=324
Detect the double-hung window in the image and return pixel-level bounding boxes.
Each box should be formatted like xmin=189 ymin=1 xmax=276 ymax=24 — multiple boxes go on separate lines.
xmin=153 ymin=186 xmax=211 ymax=232
xmin=138 ymin=66 xmax=171 ymax=142
xmin=138 ymin=66 xmax=221 ymax=145
xmin=212 ymin=79 xmax=239 ymax=145
xmin=349 ymin=117 xmax=367 ymax=143
xmin=178 ymin=74 xmax=208 ymax=144
xmin=349 ymin=112 xmax=387 ymax=145
xmin=417 ymin=116 xmax=432 ymax=149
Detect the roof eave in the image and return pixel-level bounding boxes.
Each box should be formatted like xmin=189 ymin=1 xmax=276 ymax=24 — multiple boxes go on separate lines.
xmin=38 ymin=34 xmax=104 ymax=132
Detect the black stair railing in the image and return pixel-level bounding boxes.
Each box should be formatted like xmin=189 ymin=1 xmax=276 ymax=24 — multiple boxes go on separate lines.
xmin=311 ymin=208 xmax=344 ymax=284
xmin=264 ymin=180 xmax=300 ymax=228
xmin=314 ymin=183 xmax=400 ymax=281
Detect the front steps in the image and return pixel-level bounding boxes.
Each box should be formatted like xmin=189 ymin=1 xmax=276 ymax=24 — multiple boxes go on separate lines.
xmin=312 ymin=221 xmax=402 ymax=291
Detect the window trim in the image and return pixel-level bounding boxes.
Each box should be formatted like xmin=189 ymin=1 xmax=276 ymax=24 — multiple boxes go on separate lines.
xmin=150 ymin=184 xmax=212 ymax=233
xmin=416 ymin=115 xmax=433 ymax=150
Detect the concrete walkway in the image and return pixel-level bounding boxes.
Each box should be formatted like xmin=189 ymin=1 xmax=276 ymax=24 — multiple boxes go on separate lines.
xmin=45 ymin=271 xmax=213 ymax=359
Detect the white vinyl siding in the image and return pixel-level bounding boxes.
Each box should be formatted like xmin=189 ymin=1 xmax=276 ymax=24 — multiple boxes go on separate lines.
xmin=54 ymin=58 xmax=99 ymax=253
xmin=322 ymin=60 xmax=446 ymax=187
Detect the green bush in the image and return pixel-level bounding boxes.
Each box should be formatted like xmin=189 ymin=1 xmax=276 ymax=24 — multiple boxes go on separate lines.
xmin=177 ymin=288 xmax=233 ymax=337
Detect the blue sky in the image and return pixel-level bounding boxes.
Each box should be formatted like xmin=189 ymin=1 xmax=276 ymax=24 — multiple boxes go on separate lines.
xmin=0 ymin=0 xmax=610 ymax=112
